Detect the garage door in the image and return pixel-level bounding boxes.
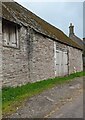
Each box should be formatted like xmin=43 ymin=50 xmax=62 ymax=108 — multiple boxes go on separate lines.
xmin=55 ymin=50 xmax=68 ymax=76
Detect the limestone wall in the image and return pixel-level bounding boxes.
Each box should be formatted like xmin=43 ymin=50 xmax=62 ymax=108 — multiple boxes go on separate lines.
xmin=68 ymin=46 xmax=83 ymax=74
xmin=2 ymin=26 xmax=30 ymax=87
xmin=2 ymin=25 xmax=83 ymax=87
xmin=29 ymin=31 xmax=55 ymax=82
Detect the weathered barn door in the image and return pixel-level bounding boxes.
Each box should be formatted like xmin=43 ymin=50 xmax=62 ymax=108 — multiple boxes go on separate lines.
xmin=62 ymin=51 xmax=68 ymax=76
xmin=55 ymin=50 xmax=68 ymax=76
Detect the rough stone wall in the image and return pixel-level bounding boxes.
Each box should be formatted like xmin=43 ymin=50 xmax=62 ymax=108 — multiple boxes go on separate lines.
xmin=2 ymin=26 xmax=30 ymax=87
xmin=29 ymin=31 xmax=55 ymax=82
xmin=0 ymin=17 xmax=2 ymax=89
xmin=68 ymin=46 xmax=83 ymax=74
xmin=2 ymin=25 xmax=83 ymax=87
xmin=0 ymin=3 xmax=2 ymax=119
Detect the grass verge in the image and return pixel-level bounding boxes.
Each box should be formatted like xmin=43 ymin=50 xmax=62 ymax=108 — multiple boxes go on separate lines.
xmin=2 ymin=71 xmax=85 ymax=117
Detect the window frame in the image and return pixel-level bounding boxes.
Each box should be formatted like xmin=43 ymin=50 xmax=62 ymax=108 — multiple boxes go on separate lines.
xmin=2 ymin=19 xmax=20 ymax=49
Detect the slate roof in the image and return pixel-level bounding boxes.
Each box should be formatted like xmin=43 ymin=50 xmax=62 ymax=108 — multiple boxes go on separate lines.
xmin=69 ymin=34 xmax=83 ymax=50
xmin=2 ymin=2 xmax=83 ymax=50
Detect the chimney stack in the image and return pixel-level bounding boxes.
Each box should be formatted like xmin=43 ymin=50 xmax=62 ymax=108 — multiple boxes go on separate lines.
xmin=69 ymin=23 xmax=74 ymax=37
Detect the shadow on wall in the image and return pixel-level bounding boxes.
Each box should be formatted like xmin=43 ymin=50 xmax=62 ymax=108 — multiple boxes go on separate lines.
xmin=83 ymin=2 xmax=85 ymax=70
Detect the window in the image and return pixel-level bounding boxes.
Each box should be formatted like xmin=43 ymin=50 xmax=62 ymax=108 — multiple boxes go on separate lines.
xmin=2 ymin=20 xmax=20 ymax=48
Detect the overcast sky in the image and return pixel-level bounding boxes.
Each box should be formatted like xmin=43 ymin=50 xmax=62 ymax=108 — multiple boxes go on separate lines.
xmin=14 ymin=1 xmax=83 ymax=39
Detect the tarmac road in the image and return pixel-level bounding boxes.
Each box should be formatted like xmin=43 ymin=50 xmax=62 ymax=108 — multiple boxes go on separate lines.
xmin=7 ymin=77 xmax=83 ymax=118
xmin=46 ymin=92 xmax=83 ymax=118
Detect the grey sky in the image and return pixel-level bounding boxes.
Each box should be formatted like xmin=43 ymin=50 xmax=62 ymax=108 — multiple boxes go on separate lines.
xmin=15 ymin=1 xmax=83 ymax=39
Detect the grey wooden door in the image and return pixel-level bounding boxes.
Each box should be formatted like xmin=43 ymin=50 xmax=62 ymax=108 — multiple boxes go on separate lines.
xmin=56 ymin=50 xmax=68 ymax=76
xmin=62 ymin=51 xmax=68 ymax=76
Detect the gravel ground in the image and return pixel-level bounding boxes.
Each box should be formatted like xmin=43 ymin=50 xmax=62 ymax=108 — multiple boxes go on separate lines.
xmin=45 ymin=92 xmax=83 ymax=118
xmin=5 ymin=77 xmax=83 ymax=118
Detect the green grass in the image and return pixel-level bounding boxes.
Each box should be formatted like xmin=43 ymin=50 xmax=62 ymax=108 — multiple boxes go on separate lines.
xmin=2 ymin=71 xmax=85 ymax=117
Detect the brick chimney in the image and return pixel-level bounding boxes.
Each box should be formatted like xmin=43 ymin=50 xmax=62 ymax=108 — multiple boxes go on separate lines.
xmin=69 ymin=23 xmax=74 ymax=37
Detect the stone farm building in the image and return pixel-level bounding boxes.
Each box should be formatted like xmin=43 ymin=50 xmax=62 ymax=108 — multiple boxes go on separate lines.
xmin=2 ymin=2 xmax=83 ymax=87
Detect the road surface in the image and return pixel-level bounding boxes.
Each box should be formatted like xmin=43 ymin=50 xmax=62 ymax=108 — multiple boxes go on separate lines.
xmin=6 ymin=77 xmax=83 ymax=118
xmin=45 ymin=92 xmax=83 ymax=118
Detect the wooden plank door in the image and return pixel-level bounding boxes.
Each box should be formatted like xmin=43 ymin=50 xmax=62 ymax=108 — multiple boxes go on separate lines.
xmin=62 ymin=51 xmax=68 ymax=76
xmin=55 ymin=50 xmax=68 ymax=76
xmin=56 ymin=50 xmax=59 ymax=76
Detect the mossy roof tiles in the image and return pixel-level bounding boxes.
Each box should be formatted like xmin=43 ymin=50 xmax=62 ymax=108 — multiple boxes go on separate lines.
xmin=2 ymin=2 xmax=83 ymax=50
